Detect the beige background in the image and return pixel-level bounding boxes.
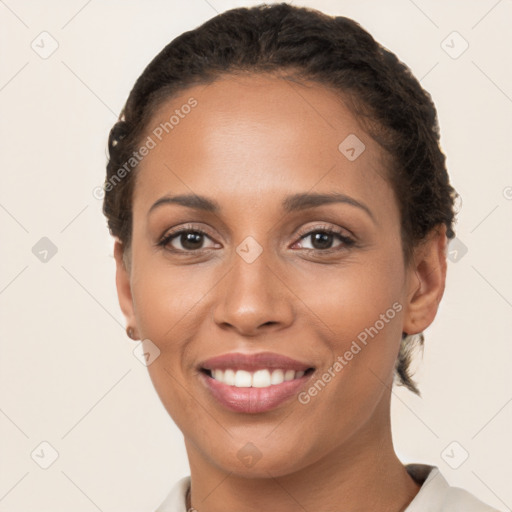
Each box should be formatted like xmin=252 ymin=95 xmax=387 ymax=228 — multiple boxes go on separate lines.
xmin=1 ymin=0 xmax=511 ymax=511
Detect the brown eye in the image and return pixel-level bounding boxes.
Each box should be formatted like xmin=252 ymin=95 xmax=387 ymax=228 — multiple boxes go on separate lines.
xmin=295 ymin=227 xmax=355 ymax=253
xmin=308 ymin=231 xmax=336 ymax=250
xmin=158 ymin=228 xmax=218 ymax=253
xmin=175 ymin=232 xmax=205 ymax=250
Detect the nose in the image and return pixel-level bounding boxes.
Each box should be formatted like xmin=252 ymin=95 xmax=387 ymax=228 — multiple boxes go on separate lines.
xmin=212 ymin=246 xmax=295 ymax=336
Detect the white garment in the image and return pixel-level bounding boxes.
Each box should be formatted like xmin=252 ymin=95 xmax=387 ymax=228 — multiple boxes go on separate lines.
xmin=155 ymin=463 xmax=500 ymax=512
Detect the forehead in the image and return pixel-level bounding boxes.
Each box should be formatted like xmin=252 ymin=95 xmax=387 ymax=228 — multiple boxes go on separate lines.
xmin=133 ymin=73 xmax=394 ymax=217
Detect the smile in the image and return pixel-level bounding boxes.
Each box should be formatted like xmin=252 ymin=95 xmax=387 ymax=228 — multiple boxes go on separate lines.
xmin=197 ymin=352 xmax=316 ymax=413
xmin=204 ymin=368 xmax=314 ymax=388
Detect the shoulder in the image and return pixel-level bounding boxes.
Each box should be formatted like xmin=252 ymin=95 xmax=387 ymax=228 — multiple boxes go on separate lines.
xmin=405 ymin=464 xmax=500 ymax=512
xmin=442 ymin=487 xmax=501 ymax=511
xmin=155 ymin=468 xmax=501 ymax=512
xmin=155 ymin=476 xmax=190 ymax=512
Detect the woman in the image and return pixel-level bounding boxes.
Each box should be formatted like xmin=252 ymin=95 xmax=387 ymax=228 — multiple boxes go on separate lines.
xmin=103 ymin=3 xmax=499 ymax=511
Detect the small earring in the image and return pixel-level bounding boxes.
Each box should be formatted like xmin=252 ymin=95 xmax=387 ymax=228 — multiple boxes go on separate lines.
xmin=126 ymin=327 xmax=135 ymax=339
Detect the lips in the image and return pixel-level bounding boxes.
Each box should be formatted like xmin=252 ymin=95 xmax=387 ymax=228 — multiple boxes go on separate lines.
xmin=198 ymin=352 xmax=316 ymax=413
xmin=199 ymin=351 xmax=314 ymax=372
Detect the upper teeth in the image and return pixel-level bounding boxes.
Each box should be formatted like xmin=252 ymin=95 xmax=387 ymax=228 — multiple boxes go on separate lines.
xmin=210 ymin=369 xmax=305 ymax=387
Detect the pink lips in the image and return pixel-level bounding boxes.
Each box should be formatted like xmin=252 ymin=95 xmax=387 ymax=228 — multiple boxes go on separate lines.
xmin=198 ymin=352 xmax=315 ymax=414
xmin=199 ymin=351 xmax=313 ymax=372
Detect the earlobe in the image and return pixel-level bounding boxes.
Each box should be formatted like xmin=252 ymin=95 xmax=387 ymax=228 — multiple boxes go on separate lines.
xmin=402 ymin=225 xmax=448 ymax=336
xmin=113 ymin=239 xmax=137 ymax=335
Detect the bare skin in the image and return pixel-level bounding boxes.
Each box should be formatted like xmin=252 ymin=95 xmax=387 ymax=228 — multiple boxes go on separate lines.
xmin=113 ymin=73 xmax=447 ymax=512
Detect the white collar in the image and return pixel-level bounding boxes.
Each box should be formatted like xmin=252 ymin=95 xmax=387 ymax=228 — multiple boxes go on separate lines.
xmin=155 ymin=464 xmax=497 ymax=512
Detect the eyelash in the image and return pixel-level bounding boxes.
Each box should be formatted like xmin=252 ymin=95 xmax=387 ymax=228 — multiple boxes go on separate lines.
xmin=157 ymin=223 xmax=356 ymax=256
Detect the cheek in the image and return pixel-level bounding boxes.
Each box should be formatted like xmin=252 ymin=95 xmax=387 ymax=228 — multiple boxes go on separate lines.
xmin=294 ymin=247 xmax=406 ymax=402
xmin=129 ymin=263 xmax=209 ymax=429
xmin=129 ymin=260 xmax=218 ymax=420
xmin=131 ymin=259 xmax=214 ymax=341
xmin=297 ymin=247 xmax=405 ymax=345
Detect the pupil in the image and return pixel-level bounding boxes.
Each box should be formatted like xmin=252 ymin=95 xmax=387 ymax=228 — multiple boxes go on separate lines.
xmin=182 ymin=232 xmax=203 ymax=250
xmin=312 ymin=232 xmax=332 ymax=249
xmin=178 ymin=232 xmax=333 ymax=250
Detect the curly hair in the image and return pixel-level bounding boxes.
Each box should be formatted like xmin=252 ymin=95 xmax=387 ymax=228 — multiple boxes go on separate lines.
xmin=103 ymin=2 xmax=458 ymax=395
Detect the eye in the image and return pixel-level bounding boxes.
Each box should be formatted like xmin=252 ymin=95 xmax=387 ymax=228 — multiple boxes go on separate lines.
xmin=293 ymin=225 xmax=355 ymax=253
xmin=157 ymin=226 xmax=219 ymax=253
xmin=157 ymin=224 xmax=355 ymax=255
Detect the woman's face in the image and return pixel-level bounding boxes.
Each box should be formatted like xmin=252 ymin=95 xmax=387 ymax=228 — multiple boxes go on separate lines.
xmin=115 ymin=74 xmax=441 ymax=477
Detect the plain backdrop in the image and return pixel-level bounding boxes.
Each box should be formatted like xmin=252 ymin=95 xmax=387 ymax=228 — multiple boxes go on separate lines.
xmin=1 ymin=1 xmax=511 ymax=511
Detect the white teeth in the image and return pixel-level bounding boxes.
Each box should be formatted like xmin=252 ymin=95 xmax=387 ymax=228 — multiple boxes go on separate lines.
xmin=223 ymin=369 xmax=236 ymax=386
xmin=208 ymin=368 xmax=308 ymax=387
xmin=234 ymin=370 xmax=252 ymax=387
xmin=270 ymin=369 xmax=284 ymax=385
xmin=252 ymin=369 xmax=271 ymax=388
xmin=284 ymin=369 xmax=295 ymax=381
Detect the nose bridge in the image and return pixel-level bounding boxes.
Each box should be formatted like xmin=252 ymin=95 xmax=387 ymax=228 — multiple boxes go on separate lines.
xmin=212 ymin=237 xmax=294 ymax=333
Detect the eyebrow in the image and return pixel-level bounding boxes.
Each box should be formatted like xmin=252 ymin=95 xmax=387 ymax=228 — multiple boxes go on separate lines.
xmin=148 ymin=192 xmax=374 ymax=221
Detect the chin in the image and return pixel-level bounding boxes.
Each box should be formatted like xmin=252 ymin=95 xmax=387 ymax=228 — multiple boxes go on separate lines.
xmin=201 ymin=436 xmax=318 ymax=479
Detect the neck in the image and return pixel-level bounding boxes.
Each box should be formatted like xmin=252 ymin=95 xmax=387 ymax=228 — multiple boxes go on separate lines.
xmin=184 ymin=401 xmax=421 ymax=512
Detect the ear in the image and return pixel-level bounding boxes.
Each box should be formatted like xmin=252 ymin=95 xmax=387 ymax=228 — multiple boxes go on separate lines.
xmin=113 ymin=239 xmax=138 ymax=338
xmin=402 ymin=224 xmax=448 ymax=336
